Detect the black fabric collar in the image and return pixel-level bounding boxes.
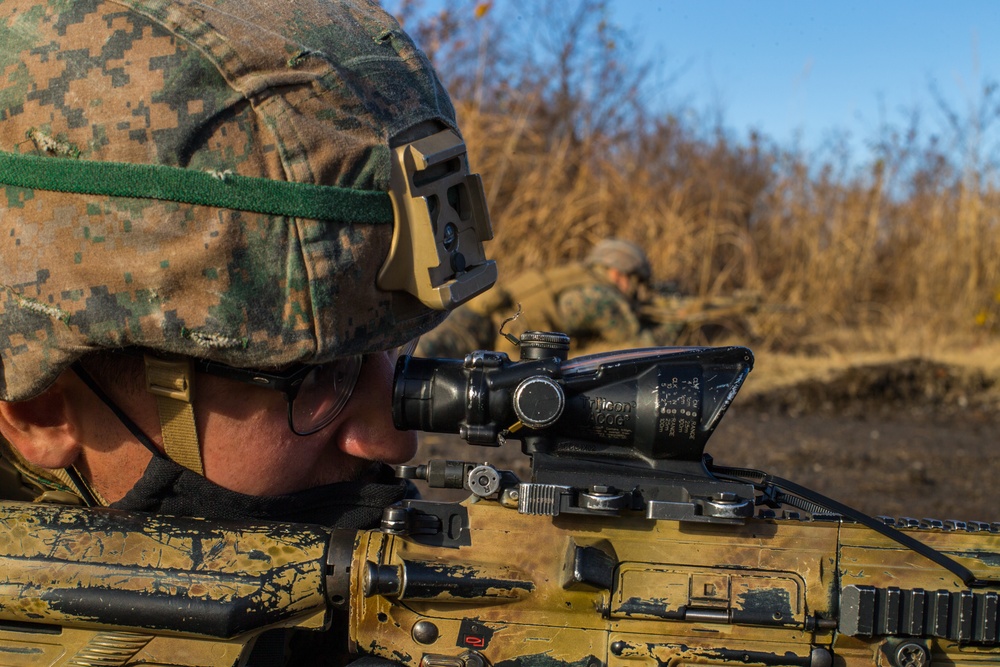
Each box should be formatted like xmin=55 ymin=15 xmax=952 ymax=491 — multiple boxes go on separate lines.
xmin=112 ymin=455 xmax=408 ymax=529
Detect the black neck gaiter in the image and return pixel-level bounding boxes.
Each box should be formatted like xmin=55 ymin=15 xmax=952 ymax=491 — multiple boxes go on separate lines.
xmin=110 ymin=454 xmax=409 ymax=529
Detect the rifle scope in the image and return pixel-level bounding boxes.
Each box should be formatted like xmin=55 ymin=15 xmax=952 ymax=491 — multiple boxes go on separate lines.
xmin=393 ymin=331 xmax=753 ymax=467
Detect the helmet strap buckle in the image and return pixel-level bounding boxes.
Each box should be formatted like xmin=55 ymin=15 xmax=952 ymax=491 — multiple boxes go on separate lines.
xmin=144 ymin=355 xmax=203 ymax=475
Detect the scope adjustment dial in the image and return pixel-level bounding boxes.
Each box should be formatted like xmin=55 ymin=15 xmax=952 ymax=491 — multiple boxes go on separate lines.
xmin=512 ymin=375 xmax=565 ymax=428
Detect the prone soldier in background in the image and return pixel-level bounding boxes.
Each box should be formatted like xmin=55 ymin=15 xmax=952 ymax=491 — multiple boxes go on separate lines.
xmin=0 ymin=0 xmax=494 ymax=663
xmin=418 ymin=238 xmax=660 ymax=358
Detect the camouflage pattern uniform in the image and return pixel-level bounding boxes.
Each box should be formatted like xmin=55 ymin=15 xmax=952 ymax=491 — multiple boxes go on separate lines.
xmin=418 ymin=239 xmax=653 ymax=358
xmin=501 ymin=262 xmax=648 ymax=346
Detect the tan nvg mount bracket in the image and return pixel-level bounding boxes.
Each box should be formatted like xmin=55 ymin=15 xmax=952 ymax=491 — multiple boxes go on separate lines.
xmin=378 ymin=129 xmax=497 ymax=310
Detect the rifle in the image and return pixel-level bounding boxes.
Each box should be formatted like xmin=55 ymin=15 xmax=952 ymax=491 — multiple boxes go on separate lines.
xmin=0 ymin=500 xmax=351 ymax=664
xmin=350 ymin=331 xmax=1000 ymax=667
xmin=0 ymin=332 xmax=999 ymax=666
xmin=638 ymin=289 xmax=790 ymax=344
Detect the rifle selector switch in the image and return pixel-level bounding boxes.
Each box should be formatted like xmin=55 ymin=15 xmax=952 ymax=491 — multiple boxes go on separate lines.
xmin=512 ymin=376 xmax=564 ymax=429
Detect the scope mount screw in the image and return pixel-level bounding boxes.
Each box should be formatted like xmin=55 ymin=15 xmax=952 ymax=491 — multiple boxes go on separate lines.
xmin=380 ymin=506 xmax=411 ymax=535
xmin=579 ymin=485 xmax=626 ymax=512
xmin=893 ymin=642 xmax=929 ymax=667
xmin=442 ymin=222 xmax=457 ymax=250
xmin=500 ymin=487 xmax=520 ymax=508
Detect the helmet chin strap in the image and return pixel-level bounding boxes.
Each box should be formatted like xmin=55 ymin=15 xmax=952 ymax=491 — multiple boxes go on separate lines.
xmin=66 ymin=357 xmax=204 ymax=506
xmin=142 ymin=355 xmax=204 ymax=476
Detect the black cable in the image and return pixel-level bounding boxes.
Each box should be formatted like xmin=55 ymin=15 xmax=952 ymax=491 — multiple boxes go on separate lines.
xmin=712 ymin=463 xmax=997 ymax=589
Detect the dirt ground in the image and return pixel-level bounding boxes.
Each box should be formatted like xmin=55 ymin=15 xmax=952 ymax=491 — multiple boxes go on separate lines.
xmin=413 ymin=342 xmax=1000 ymax=523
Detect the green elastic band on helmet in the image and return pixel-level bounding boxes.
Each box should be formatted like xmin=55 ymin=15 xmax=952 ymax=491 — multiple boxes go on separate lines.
xmin=0 ymin=150 xmax=393 ymax=224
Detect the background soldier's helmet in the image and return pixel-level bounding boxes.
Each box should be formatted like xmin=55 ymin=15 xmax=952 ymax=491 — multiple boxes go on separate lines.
xmin=586 ymin=239 xmax=652 ymax=282
xmin=0 ymin=0 xmax=495 ymax=402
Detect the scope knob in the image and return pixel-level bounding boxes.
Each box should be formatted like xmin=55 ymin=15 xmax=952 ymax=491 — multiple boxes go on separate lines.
xmin=468 ymin=465 xmax=502 ymax=497
xmin=512 ymin=376 xmax=565 ymax=428
xmin=518 ymin=331 xmax=571 ymax=360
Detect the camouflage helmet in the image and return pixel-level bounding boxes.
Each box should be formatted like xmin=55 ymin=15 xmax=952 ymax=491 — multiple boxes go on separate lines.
xmin=586 ymin=239 xmax=652 ymax=282
xmin=0 ymin=0 xmax=496 ymax=402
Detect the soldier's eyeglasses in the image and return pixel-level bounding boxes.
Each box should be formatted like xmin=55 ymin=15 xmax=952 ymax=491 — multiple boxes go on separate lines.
xmin=192 ymin=340 xmax=417 ymax=436
xmin=193 ymin=356 xmax=361 ymax=435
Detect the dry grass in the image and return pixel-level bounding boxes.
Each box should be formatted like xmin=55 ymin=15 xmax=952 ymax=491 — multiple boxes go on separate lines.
xmin=393 ymin=0 xmax=1000 ymax=360
xmin=460 ymin=96 xmax=1000 ymax=356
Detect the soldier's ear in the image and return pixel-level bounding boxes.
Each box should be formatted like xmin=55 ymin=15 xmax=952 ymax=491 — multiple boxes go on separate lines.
xmin=0 ymin=377 xmax=82 ymax=469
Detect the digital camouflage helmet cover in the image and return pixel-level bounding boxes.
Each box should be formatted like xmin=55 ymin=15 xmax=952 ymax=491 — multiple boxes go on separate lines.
xmin=586 ymin=238 xmax=651 ymax=282
xmin=0 ymin=0 xmax=495 ymax=403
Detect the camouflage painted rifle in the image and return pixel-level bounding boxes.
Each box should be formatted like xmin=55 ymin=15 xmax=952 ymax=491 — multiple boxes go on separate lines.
xmin=641 ymin=287 xmax=761 ymax=322
xmin=2 ymin=333 xmax=1000 ymax=666
xmin=0 ymin=500 xmax=353 ymax=665
xmin=639 ymin=289 xmax=770 ymax=343
xmin=351 ymin=333 xmax=1000 ymax=667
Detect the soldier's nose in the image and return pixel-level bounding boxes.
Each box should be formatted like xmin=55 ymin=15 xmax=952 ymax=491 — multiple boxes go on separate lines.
xmin=335 ymin=351 xmax=417 ymax=464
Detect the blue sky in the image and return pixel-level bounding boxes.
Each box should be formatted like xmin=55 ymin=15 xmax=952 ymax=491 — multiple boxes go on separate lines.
xmin=388 ymin=1 xmax=1000 ymax=161
xmin=610 ymin=1 xmax=1000 ymax=157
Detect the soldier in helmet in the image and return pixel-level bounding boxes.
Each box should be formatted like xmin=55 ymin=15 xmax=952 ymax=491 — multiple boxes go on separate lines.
xmin=0 ymin=0 xmax=493 ymax=660
xmin=418 ymin=238 xmax=656 ymax=357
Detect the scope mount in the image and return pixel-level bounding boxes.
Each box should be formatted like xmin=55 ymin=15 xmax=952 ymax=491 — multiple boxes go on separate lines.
xmin=394 ymin=333 xmax=757 ymax=524
xmin=397 ymin=455 xmax=755 ymax=524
